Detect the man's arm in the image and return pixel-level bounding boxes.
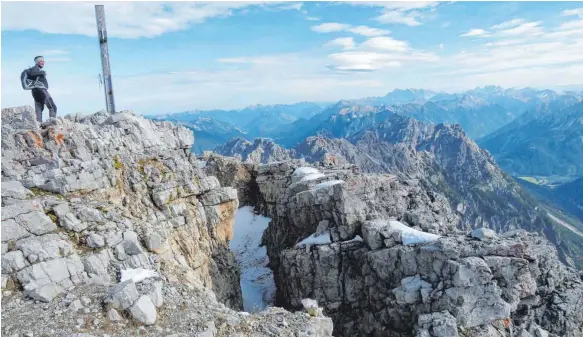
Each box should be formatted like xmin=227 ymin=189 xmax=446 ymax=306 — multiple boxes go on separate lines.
xmin=28 ymin=65 xmax=46 ymax=77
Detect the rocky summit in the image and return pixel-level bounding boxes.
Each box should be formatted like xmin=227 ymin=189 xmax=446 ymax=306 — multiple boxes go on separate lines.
xmin=1 ymin=106 xmax=332 ymax=337
xmin=2 ymin=106 xmax=583 ymax=337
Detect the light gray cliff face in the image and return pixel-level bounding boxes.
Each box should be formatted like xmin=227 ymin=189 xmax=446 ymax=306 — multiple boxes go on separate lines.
xmin=1 ymin=106 xmax=333 ymax=337
xmin=204 ymin=157 xmax=583 ymax=337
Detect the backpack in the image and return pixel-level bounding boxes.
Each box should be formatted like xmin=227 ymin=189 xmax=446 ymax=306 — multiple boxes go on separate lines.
xmin=21 ymin=68 xmax=36 ymax=90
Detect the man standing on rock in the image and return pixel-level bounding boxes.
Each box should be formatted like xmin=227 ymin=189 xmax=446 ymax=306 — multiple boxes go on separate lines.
xmin=28 ymin=56 xmax=57 ymax=122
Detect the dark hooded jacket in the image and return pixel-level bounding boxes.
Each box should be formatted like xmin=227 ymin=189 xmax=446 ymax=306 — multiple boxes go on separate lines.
xmin=28 ymin=65 xmax=48 ymax=90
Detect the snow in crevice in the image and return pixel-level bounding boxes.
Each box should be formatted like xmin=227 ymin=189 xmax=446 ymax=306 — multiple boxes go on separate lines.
xmin=230 ymin=206 xmax=275 ymax=313
xmin=345 ymin=235 xmax=364 ymax=243
xmin=292 ymin=167 xmax=321 ymax=178
xmin=299 ymin=172 xmax=326 ymax=182
xmin=314 ymin=180 xmax=345 ymax=189
xmin=296 ymin=230 xmax=332 ymax=247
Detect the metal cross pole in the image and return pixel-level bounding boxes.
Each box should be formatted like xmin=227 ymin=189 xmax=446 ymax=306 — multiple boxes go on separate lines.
xmin=95 ymin=5 xmax=116 ymax=113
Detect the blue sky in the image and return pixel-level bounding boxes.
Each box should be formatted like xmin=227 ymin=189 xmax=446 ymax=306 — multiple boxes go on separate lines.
xmin=2 ymin=1 xmax=583 ymax=115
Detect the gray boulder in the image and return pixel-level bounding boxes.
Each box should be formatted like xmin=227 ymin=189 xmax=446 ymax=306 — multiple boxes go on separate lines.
xmin=129 ymin=295 xmax=157 ymax=325
xmin=105 ymin=281 xmax=139 ymax=310
xmin=472 ymin=228 xmax=498 ymax=241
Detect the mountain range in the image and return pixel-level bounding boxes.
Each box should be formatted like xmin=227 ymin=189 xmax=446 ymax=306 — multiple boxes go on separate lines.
xmin=147 ymin=102 xmax=328 ymax=152
xmin=149 ymin=87 xmax=582 ymax=152
xmin=479 ymin=101 xmax=583 ymax=177
xmin=150 ymin=86 xmax=583 ymax=266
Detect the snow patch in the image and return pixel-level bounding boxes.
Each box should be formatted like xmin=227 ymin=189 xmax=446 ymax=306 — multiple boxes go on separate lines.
xmin=390 ymin=220 xmax=440 ymax=245
xmin=292 ymin=167 xmax=320 ymax=178
xmin=314 ymin=180 xmax=345 ymax=189
xmin=120 ymin=268 xmax=159 ymax=283
xmin=296 ymin=231 xmax=332 ymax=247
xmin=300 ymin=173 xmax=326 ymax=182
xmin=230 ymin=206 xmax=275 ymax=313
xmin=346 ymin=235 xmax=363 ymax=243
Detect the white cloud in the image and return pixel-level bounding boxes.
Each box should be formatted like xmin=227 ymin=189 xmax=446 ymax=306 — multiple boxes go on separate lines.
xmin=543 ymin=18 xmax=583 ymax=39
xmin=442 ymin=21 xmax=451 ymax=28
xmin=439 ymin=43 xmax=444 ymax=50
xmin=485 ymin=39 xmax=528 ymax=47
xmin=451 ymin=8 xmax=583 ymax=84
xmin=466 ymin=19 xmax=544 ymax=39
xmin=306 ymin=16 xmax=321 ymax=21
xmin=275 ymin=3 xmax=303 ymax=11
xmin=328 ymin=52 xmax=402 ymax=71
xmin=460 ymin=29 xmax=490 ymax=37
xmin=325 ymin=37 xmax=356 ymax=50
xmin=497 ymin=21 xmax=543 ymax=37
xmin=311 ymin=22 xmax=391 ymax=37
xmin=490 ymin=18 xmax=525 ymax=30
xmin=328 ymin=41 xmax=437 ymax=71
xmin=1 ymin=2 xmax=295 ymax=38
xmin=373 ymin=1 xmax=439 ymax=26
xmin=216 ymin=55 xmax=297 ymax=66
xmin=379 ymin=2 xmax=439 ymax=11
xmin=447 ymin=39 xmax=583 ymax=76
xmin=360 ymin=36 xmax=409 ymax=52
xmin=348 ymin=26 xmax=390 ymax=37
xmin=311 ymin=22 xmax=352 ymax=33
xmin=217 ymin=58 xmax=249 ymax=64
xmin=376 ymin=10 xmax=423 ymax=26
xmin=347 ymin=1 xmax=440 ymax=26
xmin=563 ymin=8 xmax=583 ymax=18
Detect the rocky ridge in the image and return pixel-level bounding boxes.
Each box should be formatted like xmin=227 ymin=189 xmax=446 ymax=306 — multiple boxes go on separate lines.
xmin=215 ymin=114 xmax=583 ymax=269
xmin=1 ymin=106 xmax=333 ymax=336
xmin=203 ymin=154 xmax=583 ymax=337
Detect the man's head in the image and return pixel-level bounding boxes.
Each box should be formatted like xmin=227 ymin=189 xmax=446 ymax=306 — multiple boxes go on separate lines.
xmin=34 ymin=56 xmax=45 ymax=67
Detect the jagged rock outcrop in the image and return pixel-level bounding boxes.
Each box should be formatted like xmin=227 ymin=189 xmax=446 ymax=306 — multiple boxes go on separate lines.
xmin=1 ymin=106 xmax=333 ymax=336
xmin=215 ymin=137 xmax=295 ymax=164
xmin=200 ymin=153 xmax=260 ymax=207
xmin=205 ymin=159 xmax=583 ymax=337
xmin=216 ymin=114 xmax=583 ymax=269
xmin=1 ymin=106 xmax=241 ymax=307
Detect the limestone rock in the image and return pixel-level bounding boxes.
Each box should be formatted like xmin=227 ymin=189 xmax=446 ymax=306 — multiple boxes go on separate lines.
xmin=105 ymin=281 xmax=139 ymax=310
xmin=86 ymin=233 xmax=105 ymax=248
xmin=1 ymin=180 xmax=33 ymax=200
xmin=301 ymin=298 xmax=322 ymax=317
xmin=472 ymin=228 xmax=498 ymax=241
xmin=129 ymin=295 xmax=157 ymax=325
xmin=25 ymin=283 xmax=64 ymax=302
xmin=107 ymin=308 xmax=123 ymax=321
xmin=417 ymin=311 xmax=458 ymax=337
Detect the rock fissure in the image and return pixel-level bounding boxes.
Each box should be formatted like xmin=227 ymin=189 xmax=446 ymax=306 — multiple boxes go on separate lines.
xmin=203 ymin=156 xmax=583 ymax=337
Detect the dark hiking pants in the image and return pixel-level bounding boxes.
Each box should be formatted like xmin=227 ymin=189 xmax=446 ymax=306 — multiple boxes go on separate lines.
xmin=32 ymin=89 xmax=57 ymax=123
